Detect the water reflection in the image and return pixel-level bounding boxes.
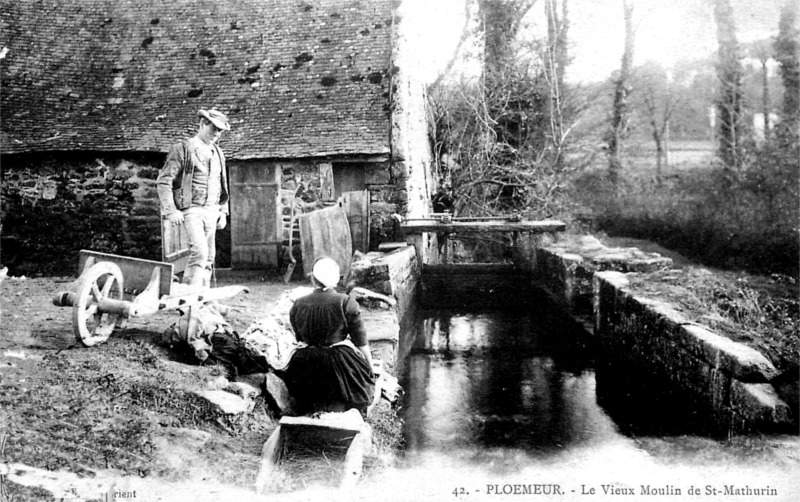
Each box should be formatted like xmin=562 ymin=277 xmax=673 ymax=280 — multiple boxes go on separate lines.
xmin=400 ymin=310 xmax=617 ymax=468
xmin=383 ymin=304 xmax=798 ymax=501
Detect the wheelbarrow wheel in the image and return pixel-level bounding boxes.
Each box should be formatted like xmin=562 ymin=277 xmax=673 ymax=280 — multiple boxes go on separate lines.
xmin=73 ymin=261 xmax=125 ymax=347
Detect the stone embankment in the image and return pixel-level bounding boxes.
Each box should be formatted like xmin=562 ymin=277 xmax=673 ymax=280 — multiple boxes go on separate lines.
xmin=522 ymin=234 xmax=795 ymax=434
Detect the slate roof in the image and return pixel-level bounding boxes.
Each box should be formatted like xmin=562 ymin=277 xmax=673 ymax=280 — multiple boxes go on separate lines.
xmin=0 ymin=0 xmax=395 ymax=159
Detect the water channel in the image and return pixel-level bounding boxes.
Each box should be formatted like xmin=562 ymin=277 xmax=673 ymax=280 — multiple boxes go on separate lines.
xmin=370 ymin=286 xmax=799 ymax=502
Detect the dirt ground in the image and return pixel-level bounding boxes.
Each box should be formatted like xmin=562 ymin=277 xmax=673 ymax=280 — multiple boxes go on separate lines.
xmin=0 ymin=271 xmax=400 ymax=501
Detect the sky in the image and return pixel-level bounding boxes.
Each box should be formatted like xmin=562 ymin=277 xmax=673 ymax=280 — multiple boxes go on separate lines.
xmin=402 ymin=0 xmax=786 ymax=84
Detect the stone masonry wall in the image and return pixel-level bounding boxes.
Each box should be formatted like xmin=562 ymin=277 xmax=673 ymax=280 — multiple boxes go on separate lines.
xmin=0 ymin=152 xmax=170 ymax=275
xmin=348 ymin=245 xmax=420 ymax=322
xmin=595 ymin=271 xmax=793 ymax=433
xmin=520 ymin=232 xmax=794 ymax=433
xmin=347 ymin=245 xmax=420 ymax=374
xmin=524 ymin=234 xmax=673 ymax=324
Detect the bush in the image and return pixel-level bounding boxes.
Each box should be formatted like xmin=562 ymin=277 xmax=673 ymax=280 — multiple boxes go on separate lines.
xmin=575 ymin=142 xmax=799 ymax=276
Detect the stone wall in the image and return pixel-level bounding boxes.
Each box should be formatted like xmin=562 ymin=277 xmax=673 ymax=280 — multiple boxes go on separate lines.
xmin=523 ymin=232 xmax=794 ymax=433
xmin=522 ymin=234 xmax=672 ymax=324
xmin=0 ymin=152 xmax=171 ymax=275
xmin=348 ymin=245 xmax=420 ymax=322
xmin=348 ymin=245 xmax=421 ymax=373
xmin=389 ymin=0 xmax=436 ymax=262
xmin=595 ymin=271 xmax=793 ymax=434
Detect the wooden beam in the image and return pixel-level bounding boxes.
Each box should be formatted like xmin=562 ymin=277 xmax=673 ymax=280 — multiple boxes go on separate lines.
xmin=400 ymin=219 xmax=566 ymax=234
xmin=423 ymin=263 xmax=523 ymax=276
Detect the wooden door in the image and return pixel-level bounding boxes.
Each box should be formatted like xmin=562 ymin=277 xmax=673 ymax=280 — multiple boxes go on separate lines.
xmin=230 ymin=162 xmax=280 ymax=269
xmin=342 ymin=190 xmax=369 ymax=253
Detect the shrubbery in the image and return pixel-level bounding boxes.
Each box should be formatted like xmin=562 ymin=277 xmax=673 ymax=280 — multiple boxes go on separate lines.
xmin=576 ymin=141 xmax=799 ymax=276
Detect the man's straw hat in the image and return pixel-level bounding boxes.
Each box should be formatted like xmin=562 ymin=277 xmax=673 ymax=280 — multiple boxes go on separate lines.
xmin=198 ymin=109 xmax=230 ymax=131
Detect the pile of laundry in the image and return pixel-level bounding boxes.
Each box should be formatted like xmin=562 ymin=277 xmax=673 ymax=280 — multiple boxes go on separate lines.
xmin=160 ymin=286 xmax=401 ymax=416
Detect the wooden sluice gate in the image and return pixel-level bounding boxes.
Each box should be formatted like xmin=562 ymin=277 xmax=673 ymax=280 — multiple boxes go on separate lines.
xmin=400 ymin=213 xmax=566 ymax=268
xmin=400 ymin=214 xmax=566 ymax=234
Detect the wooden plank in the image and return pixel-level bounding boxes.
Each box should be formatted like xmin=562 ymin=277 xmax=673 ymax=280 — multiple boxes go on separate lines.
xmin=298 ymin=204 xmax=353 ymax=279
xmin=279 ymin=414 xmax=364 ymax=433
xmin=161 ymin=216 xmax=189 ymax=274
xmin=400 ymin=219 xmax=566 ymax=234
xmin=231 ymin=162 xmax=280 ymax=269
xmin=78 ymin=250 xmax=172 ymax=297
xmin=254 ymin=426 xmax=284 ymax=495
xmin=340 ymin=432 xmax=365 ymax=490
xmin=279 ymin=410 xmax=365 ymax=445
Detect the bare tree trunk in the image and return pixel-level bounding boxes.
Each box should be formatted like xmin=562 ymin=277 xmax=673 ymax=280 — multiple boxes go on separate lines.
xmin=545 ymin=0 xmax=569 ymax=171
xmin=761 ymin=57 xmax=771 ymax=142
xmin=775 ymin=0 xmax=800 ymax=144
xmin=654 ymin=133 xmax=664 ymax=181
xmin=606 ymin=0 xmax=634 ymax=183
xmin=714 ymin=0 xmax=746 ymax=170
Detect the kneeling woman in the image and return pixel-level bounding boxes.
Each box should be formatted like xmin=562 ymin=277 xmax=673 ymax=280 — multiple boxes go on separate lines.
xmin=282 ymin=257 xmax=375 ymax=417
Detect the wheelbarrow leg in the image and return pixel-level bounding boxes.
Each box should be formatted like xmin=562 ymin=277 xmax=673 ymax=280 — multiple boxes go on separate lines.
xmin=130 ymin=267 xmax=164 ymax=317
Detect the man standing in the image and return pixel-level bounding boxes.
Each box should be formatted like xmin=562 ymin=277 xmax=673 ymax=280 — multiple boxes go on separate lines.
xmin=157 ymin=109 xmax=231 ymax=287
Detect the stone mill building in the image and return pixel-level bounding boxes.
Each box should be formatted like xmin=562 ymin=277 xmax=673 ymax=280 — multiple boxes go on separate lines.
xmin=0 ymin=0 xmax=434 ymax=273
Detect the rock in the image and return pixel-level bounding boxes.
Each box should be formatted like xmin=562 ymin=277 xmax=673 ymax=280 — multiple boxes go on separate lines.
xmin=224 ymin=381 xmax=260 ymax=400
xmin=265 ymin=372 xmax=294 ymax=415
xmin=193 ymin=389 xmax=253 ymax=415
xmin=730 ymin=381 xmax=793 ymax=428
xmin=235 ymin=373 xmax=267 ymax=391
xmin=771 ymin=363 xmax=799 ymax=421
xmin=203 ymin=375 xmax=230 ymax=390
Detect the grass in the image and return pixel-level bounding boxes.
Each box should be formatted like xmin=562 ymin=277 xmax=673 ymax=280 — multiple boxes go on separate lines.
xmin=624 ymin=266 xmax=799 ymax=372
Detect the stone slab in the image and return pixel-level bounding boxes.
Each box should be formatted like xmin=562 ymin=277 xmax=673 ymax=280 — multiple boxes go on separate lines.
xmin=730 ymin=381 xmax=793 ymax=427
xmin=679 ymin=324 xmax=779 ymax=382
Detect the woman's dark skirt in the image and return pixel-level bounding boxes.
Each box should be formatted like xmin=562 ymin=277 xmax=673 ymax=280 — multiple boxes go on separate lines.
xmin=280 ymin=345 xmax=375 ymax=416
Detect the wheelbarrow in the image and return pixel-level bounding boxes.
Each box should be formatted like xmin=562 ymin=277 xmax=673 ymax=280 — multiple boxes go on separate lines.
xmin=53 ymin=250 xmax=249 ymax=347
